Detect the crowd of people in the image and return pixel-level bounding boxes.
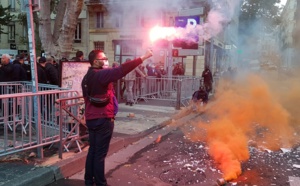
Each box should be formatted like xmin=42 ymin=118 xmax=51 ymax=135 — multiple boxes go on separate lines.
xmin=0 ymin=50 xmax=87 ymax=85
xmin=0 ymin=54 xmax=31 ymax=82
xmin=1 ymin=51 xmax=229 ymax=109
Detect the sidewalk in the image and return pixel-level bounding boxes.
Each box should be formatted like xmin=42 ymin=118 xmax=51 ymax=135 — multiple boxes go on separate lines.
xmin=0 ymin=102 xmax=178 ymax=186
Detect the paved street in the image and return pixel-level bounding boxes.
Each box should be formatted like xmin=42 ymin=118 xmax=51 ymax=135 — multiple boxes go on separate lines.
xmin=48 ymin=109 xmax=300 ymax=186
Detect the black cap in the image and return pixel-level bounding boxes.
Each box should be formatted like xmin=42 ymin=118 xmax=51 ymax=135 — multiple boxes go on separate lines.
xmin=39 ymin=57 xmax=46 ymax=63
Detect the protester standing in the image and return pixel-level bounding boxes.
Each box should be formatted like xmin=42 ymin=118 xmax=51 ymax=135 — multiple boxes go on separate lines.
xmin=81 ymin=49 xmax=153 ymax=186
xmin=39 ymin=57 xmax=59 ymax=85
xmin=17 ymin=54 xmax=32 ymax=81
xmin=12 ymin=59 xmax=27 ymax=81
xmin=0 ymin=54 xmax=14 ymax=82
xmin=124 ymin=58 xmax=146 ymax=106
xmin=201 ymin=66 xmax=213 ymax=93
xmin=72 ymin=50 xmax=84 ymax=61
xmin=37 ymin=60 xmax=48 ymax=84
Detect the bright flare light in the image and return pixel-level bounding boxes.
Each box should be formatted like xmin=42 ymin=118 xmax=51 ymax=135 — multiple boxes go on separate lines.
xmin=149 ymin=25 xmax=177 ymax=42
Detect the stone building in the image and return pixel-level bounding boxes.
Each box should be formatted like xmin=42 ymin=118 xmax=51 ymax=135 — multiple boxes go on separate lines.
xmin=280 ymin=0 xmax=299 ymax=68
xmin=0 ymin=0 xmax=239 ymax=76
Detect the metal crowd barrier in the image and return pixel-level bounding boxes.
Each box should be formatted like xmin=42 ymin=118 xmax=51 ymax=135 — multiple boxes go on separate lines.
xmin=0 ymin=81 xmax=83 ymax=158
xmin=55 ymin=96 xmax=87 ymax=159
xmin=132 ymin=76 xmax=201 ymax=109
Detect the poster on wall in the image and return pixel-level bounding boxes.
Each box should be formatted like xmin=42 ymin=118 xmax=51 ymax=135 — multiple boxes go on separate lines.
xmin=59 ymin=61 xmax=90 ymax=96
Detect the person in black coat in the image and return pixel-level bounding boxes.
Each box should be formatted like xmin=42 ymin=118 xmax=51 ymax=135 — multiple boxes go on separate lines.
xmin=17 ymin=54 xmax=32 ymax=81
xmin=71 ymin=50 xmax=84 ymax=61
xmin=0 ymin=54 xmax=14 ymax=82
xmin=37 ymin=62 xmax=48 ymax=84
xmin=192 ymin=86 xmax=208 ymax=104
xmin=39 ymin=57 xmax=59 ymax=85
xmin=12 ymin=59 xmax=27 ymax=81
xmin=201 ymin=66 xmax=213 ymax=93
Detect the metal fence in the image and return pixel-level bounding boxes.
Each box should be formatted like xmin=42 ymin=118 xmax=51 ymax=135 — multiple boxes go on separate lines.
xmin=0 ymin=82 xmax=83 ymax=158
xmin=131 ymin=76 xmax=201 ymax=109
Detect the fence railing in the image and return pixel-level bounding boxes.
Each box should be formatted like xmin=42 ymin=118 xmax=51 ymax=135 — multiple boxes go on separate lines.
xmin=55 ymin=95 xmax=86 ymax=159
xmin=129 ymin=76 xmax=201 ymax=109
xmin=0 ymin=82 xmax=81 ymax=158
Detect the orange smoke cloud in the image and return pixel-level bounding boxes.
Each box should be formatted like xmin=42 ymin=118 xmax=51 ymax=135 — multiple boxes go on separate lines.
xmin=207 ymin=118 xmax=249 ymax=180
xmin=185 ymin=70 xmax=300 ymax=181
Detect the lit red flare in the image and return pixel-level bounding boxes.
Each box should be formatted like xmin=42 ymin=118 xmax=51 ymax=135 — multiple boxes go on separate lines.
xmin=149 ymin=25 xmax=177 ymax=42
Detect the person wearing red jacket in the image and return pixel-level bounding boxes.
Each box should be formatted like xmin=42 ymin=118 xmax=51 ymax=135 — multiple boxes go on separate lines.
xmin=81 ymin=49 xmax=153 ymax=186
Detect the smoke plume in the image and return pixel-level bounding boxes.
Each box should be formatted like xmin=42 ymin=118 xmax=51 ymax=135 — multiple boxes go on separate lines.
xmin=103 ymin=0 xmax=240 ymax=42
xmin=185 ymin=71 xmax=300 ymax=180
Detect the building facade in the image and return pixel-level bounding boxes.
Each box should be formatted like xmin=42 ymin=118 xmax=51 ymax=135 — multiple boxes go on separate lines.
xmin=84 ymin=0 xmax=239 ymax=76
xmin=1 ymin=0 xmax=239 ymax=76
xmin=279 ymin=0 xmax=299 ymax=68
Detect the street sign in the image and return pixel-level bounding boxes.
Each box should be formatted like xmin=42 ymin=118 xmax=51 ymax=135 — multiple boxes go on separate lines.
xmin=173 ymin=16 xmax=200 ymax=49
xmin=172 ymin=49 xmax=179 ymax=57
xmin=179 ymin=7 xmax=204 ymax=16
xmin=10 ymin=44 xmax=17 ymax=50
xmin=176 ymin=48 xmax=204 ymax=56
xmin=225 ymin=45 xmax=231 ymax=50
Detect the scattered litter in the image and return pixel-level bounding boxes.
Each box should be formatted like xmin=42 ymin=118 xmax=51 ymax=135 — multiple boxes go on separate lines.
xmin=28 ymin=152 xmax=36 ymax=158
xmin=197 ymin=145 xmax=203 ymax=149
xmin=263 ymin=148 xmax=272 ymax=153
xmin=127 ymin=113 xmax=135 ymax=118
xmin=210 ymin=168 xmax=217 ymax=172
xmin=155 ymin=135 xmax=162 ymax=143
xmin=184 ymin=164 xmax=193 ymax=168
xmin=292 ymin=164 xmax=300 ymax=168
xmin=280 ymin=148 xmax=291 ymax=153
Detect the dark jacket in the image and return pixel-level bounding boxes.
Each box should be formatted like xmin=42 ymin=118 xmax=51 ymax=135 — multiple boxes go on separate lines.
xmin=192 ymin=89 xmax=208 ymax=103
xmin=172 ymin=65 xmax=184 ymax=75
xmin=0 ymin=63 xmax=14 ymax=82
xmin=82 ymin=57 xmax=143 ymax=120
xmin=37 ymin=63 xmax=48 ymax=84
xmin=44 ymin=63 xmax=59 ymax=85
xmin=146 ymin=64 xmax=156 ymax=76
xmin=12 ymin=60 xmax=27 ymax=81
xmin=22 ymin=64 xmax=32 ymax=81
xmin=202 ymin=68 xmax=213 ymax=83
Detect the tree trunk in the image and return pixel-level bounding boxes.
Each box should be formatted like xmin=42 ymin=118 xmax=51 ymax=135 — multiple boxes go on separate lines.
xmin=58 ymin=0 xmax=83 ymax=58
xmin=39 ymin=0 xmax=83 ymax=59
xmin=53 ymin=0 xmax=67 ymax=43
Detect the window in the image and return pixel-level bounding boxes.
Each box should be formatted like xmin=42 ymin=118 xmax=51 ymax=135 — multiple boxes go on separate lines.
xmin=96 ymin=12 xmax=104 ymax=28
xmin=74 ymin=22 xmax=81 ymax=43
xmin=94 ymin=41 xmax=105 ymax=50
xmin=122 ymin=44 xmax=135 ymax=55
xmin=8 ymin=24 xmax=15 ymax=43
xmin=9 ymin=0 xmax=15 ymax=11
xmin=113 ymin=41 xmax=142 ymax=64
xmin=115 ymin=14 xmax=123 ymax=28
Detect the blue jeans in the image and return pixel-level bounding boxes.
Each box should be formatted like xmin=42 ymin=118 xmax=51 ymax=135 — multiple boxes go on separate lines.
xmin=84 ymin=118 xmax=114 ymax=186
